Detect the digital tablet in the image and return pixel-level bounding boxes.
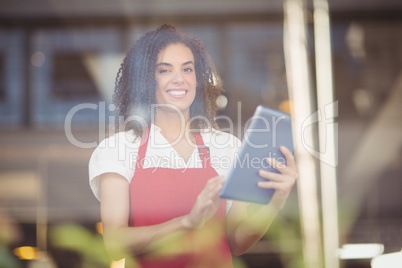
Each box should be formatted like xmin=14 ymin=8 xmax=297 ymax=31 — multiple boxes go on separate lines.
xmin=219 ymin=105 xmax=294 ymax=204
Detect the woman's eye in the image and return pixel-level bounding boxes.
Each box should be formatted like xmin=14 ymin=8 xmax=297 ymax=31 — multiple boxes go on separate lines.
xmin=184 ymin=67 xmax=193 ymax=72
xmin=159 ymin=69 xmax=169 ymax=74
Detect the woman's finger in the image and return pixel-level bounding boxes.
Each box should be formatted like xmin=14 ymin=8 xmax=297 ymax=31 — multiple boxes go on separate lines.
xmin=257 ymin=179 xmax=294 ymax=193
xmin=265 ymin=157 xmax=287 ymax=173
xmin=200 ymin=176 xmax=224 ymax=200
xmin=206 ymin=176 xmax=224 ymax=193
xmin=266 ymin=155 xmax=298 ymax=179
xmin=207 ymin=175 xmax=225 ymax=187
xmin=258 ymin=169 xmax=282 ymax=181
xmin=257 ymin=180 xmax=278 ymax=189
xmin=280 ymin=146 xmax=296 ymax=170
xmin=257 ymin=181 xmax=288 ymax=192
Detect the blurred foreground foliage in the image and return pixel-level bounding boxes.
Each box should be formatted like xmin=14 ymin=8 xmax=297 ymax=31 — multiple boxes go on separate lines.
xmin=49 ymin=223 xmax=248 ymax=268
xmin=49 ymin=210 xmax=303 ymax=268
xmin=50 ymin=224 xmax=136 ymax=268
xmin=0 ymin=247 xmax=21 ymax=268
xmin=0 ymin=212 xmax=22 ymax=268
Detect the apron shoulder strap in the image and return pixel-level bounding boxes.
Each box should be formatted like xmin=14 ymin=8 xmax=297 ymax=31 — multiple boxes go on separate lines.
xmin=136 ymin=127 xmax=150 ymax=168
xmin=194 ymin=133 xmax=211 ymax=168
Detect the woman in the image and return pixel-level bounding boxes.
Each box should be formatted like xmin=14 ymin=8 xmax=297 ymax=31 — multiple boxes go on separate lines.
xmin=89 ymin=24 xmax=298 ymax=267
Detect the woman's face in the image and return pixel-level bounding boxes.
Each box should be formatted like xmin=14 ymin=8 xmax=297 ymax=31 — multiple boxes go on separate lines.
xmin=155 ymin=43 xmax=197 ymax=116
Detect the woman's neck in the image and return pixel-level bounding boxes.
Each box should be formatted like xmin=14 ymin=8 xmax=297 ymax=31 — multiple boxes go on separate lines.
xmin=153 ymin=109 xmax=191 ymax=141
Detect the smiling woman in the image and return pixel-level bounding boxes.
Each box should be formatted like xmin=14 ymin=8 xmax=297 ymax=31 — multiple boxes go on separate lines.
xmin=88 ymin=24 xmax=297 ymax=268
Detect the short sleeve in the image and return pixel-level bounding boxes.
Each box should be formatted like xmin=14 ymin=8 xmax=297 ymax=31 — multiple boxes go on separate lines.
xmin=88 ymin=131 xmax=139 ymax=201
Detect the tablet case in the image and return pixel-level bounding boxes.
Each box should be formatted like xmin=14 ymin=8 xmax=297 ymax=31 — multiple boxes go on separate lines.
xmin=219 ymin=105 xmax=294 ymax=204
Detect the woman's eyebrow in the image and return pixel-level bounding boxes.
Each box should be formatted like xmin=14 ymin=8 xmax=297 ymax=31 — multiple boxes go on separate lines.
xmin=156 ymin=61 xmax=194 ymax=67
xmin=182 ymin=61 xmax=194 ymax=66
xmin=156 ymin=62 xmax=172 ymax=67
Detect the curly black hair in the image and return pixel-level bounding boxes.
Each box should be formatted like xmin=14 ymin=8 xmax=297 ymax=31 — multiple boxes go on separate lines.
xmin=112 ymin=24 xmax=223 ymax=139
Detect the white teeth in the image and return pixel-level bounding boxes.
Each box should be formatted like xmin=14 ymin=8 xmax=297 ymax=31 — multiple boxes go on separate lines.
xmin=168 ymin=90 xmax=186 ymax=96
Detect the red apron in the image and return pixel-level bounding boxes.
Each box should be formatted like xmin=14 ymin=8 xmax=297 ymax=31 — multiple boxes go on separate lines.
xmin=129 ymin=129 xmax=233 ymax=268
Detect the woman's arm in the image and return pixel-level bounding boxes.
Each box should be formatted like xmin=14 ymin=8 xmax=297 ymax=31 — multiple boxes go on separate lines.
xmin=100 ymin=172 xmax=225 ymax=258
xmin=225 ymin=146 xmax=298 ymax=256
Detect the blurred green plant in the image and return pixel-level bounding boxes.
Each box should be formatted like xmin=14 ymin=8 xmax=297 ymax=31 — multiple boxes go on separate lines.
xmin=50 ymin=224 xmax=137 ymax=268
xmin=0 ymin=212 xmax=22 ymax=268
xmin=263 ymin=208 xmax=304 ymax=268
xmin=49 ymin=223 xmax=248 ymax=268
xmin=0 ymin=247 xmax=22 ymax=268
xmin=48 ymin=212 xmax=303 ymax=268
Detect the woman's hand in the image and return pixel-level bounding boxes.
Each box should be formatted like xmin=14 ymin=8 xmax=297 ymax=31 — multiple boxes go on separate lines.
xmin=181 ymin=176 xmax=225 ymax=230
xmin=257 ymin=146 xmax=298 ymax=211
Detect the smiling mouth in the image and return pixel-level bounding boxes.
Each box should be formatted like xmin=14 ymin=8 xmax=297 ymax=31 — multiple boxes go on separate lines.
xmin=166 ymin=89 xmax=188 ymax=97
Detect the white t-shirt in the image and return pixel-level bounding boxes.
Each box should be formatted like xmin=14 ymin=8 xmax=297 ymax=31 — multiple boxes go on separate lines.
xmin=88 ymin=124 xmax=241 ymax=211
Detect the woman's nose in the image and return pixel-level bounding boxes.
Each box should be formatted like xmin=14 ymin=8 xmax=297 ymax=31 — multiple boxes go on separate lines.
xmin=172 ymin=70 xmax=184 ymax=84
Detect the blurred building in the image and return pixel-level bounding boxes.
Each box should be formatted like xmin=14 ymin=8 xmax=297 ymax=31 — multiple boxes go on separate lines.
xmin=0 ymin=0 xmax=402 ymax=267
